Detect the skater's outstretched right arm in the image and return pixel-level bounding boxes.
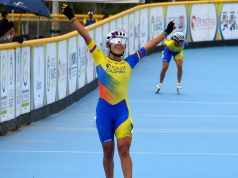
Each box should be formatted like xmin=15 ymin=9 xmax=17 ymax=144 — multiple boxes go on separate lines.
xmin=62 ymin=4 xmax=92 ymax=45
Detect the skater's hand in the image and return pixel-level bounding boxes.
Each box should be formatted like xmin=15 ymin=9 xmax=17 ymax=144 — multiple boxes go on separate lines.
xmin=62 ymin=4 xmax=75 ymax=20
xmin=164 ymin=21 xmax=176 ymax=37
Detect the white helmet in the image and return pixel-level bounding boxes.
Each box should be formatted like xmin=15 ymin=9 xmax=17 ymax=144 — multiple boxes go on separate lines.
xmin=106 ymin=30 xmax=127 ymax=46
xmin=172 ymin=32 xmax=185 ymax=41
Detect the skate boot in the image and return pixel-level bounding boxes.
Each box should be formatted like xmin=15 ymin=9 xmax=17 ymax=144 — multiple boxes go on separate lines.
xmin=177 ymin=83 xmax=181 ymax=95
xmin=155 ymin=83 xmax=163 ymax=93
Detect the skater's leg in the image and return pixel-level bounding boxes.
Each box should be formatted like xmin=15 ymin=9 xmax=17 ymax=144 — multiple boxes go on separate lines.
xmin=176 ymin=59 xmax=183 ymax=94
xmin=156 ymin=62 xmax=169 ymax=93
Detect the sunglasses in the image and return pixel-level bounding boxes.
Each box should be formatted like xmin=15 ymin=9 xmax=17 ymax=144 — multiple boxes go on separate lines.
xmin=110 ymin=38 xmax=126 ymax=45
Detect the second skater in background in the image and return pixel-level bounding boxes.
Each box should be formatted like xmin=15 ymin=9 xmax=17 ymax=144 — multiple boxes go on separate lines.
xmin=156 ymin=32 xmax=188 ymax=94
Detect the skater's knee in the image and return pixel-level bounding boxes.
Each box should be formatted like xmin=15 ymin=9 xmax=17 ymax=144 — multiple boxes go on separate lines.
xmin=103 ymin=149 xmax=114 ymax=159
xmin=177 ymin=67 xmax=182 ymax=72
xmin=103 ymin=143 xmax=114 ymax=159
xmin=118 ymin=144 xmax=130 ymax=158
xmin=176 ymin=60 xmax=183 ymax=67
xmin=162 ymin=65 xmax=169 ymax=71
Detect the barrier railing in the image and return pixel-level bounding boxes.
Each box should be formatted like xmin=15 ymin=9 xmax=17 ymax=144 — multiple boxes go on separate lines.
xmin=1 ymin=0 xmax=238 ymax=135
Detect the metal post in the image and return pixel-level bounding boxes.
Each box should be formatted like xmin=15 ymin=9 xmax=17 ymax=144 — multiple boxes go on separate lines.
xmin=37 ymin=16 xmax=40 ymax=38
xmin=51 ymin=1 xmax=60 ymax=37
xmin=92 ymin=3 xmax=97 ymax=14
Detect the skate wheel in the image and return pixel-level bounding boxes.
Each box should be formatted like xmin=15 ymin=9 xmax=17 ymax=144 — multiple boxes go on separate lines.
xmin=155 ymin=88 xmax=160 ymax=94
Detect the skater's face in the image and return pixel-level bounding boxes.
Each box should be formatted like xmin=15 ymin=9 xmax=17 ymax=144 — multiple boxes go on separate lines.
xmin=108 ymin=39 xmax=126 ymax=56
xmin=107 ymin=37 xmax=127 ymax=60
xmin=174 ymin=40 xmax=184 ymax=47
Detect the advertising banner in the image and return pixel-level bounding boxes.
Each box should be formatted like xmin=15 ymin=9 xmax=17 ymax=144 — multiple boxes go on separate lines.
xmin=166 ymin=5 xmax=187 ymax=39
xmin=123 ymin=15 xmax=129 ymax=57
xmin=149 ymin=7 xmax=164 ymax=45
xmin=116 ymin=18 xmax=123 ymax=31
xmin=0 ymin=51 xmax=8 ymax=122
xmin=86 ymin=31 xmax=95 ymax=83
xmin=33 ymin=46 xmax=45 ymax=109
xmin=8 ymin=50 xmax=15 ymax=121
xmin=140 ymin=9 xmax=148 ymax=47
xmin=110 ymin=20 xmax=117 ymax=32
xmin=21 ymin=47 xmax=30 ymax=114
xmin=95 ymin=27 xmax=103 ymax=53
xmin=128 ymin=13 xmax=135 ymax=54
xmin=220 ymin=3 xmax=238 ymax=40
xmin=68 ymin=37 xmax=78 ymax=95
xmin=190 ymin=4 xmax=217 ymax=41
xmin=58 ymin=40 xmax=67 ymax=100
xmin=78 ymin=36 xmax=87 ymax=89
xmin=103 ymin=23 xmax=110 ymax=54
xmin=46 ymin=43 xmax=57 ymax=104
xmin=15 ymin=48 xmax=21 ymax=117
xmin=134 ymin=11 xmax=140 ymax=50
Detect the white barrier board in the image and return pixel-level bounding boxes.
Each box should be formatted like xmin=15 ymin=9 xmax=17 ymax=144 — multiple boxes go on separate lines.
xmin=220 ymin=3 xmax=238 ymax=40
xmin=46 ymin=43 xmax=57 ymax=104
xmin=58 ymin=40 xmax=67 ymax=100
xmin=78 ymin=36 xmax=87 ymax=89
xmin=150 ymin=7 xmax=164 ymax=45
xmin=15 ymin=48 xmax=21 ymax=117
xmin=21 ymin=47 xmax=31 ymax=114
xmin=190 ymin=4 xmax=217 ymax=41
xmin=8 ymin=50 xmax=15 ymax=120
xmin=166 ymin=5 xmax=188 ymax=39
xmin=68 ymin=37 xmax=78 ymax=95
xmin=0 ymin=51 xmax=9 ymax=122
xmin=33 ymin=46 xmax=45 ymax=109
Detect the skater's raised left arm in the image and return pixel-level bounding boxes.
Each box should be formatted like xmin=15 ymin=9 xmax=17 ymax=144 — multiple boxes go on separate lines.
xmin=62 ymin=4 xmax=92 ymax=45
xmin=144 ymin=21 xmax=175 ymax=53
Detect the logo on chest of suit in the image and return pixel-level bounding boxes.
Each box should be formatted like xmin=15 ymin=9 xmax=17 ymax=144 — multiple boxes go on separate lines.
xmin=106 ymin=63 xmax=126 ymax=74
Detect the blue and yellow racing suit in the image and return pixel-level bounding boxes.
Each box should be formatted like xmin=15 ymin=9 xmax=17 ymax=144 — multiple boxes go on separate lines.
xmin=88 ymin=40 xmax=146 ymax=143
xmin=162 ymin=40 xmax=188 ymax=63
xmin=83 ymin=18 xmax=97 ymax=26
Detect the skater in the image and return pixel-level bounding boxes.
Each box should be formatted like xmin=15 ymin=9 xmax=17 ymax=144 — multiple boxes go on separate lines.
xmin=156 ymin=31 xmax=188 ymax=94
xmin=62 ymin=4 xmax=175 ymax=178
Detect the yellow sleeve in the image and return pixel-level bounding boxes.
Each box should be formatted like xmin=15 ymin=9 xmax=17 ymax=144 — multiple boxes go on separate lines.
xmin=87 ymin=40 xmax=106 ymax=66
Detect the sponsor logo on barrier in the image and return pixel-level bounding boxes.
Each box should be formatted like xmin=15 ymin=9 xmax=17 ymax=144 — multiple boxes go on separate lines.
xmin=50 ymin=58 xmax=57 ymax=85
xmin=190 ymin=4 xmax=216 ymax=41
xmin=47 ymin=56 xmax=51 ymax=91
xmin=191 ymin=16 xmax=216 ymax=31
xmin=166 ymin=5 xmax=187 ymax=40
xmin=69 ymin=52 xmax=77 ymax=79
xmin=21 ymin=48 xmax=30 ymax=113
xmin=151 ymin=16 xmax=163 ymax=39
xmin=1 ymin=55 xmax=6 ymax=93
xmin=36 ymin=56 xmax=42 ymax=91
xmin=23 ymin=51 xmax=28 ymax=86
xmin=140 ymin=10 xmax=148 ymax=46
xmin=220 ymin=4 xmax=238 ymax=40
xmin=16 ymin=51 xmax=20 ymax=83
xmin=168 ymin=16 xmax=186 ymax=32
xmin=79 ymin=46 xmax=86 ymax=75
xmin=58 ymin=58 xmax=67 ymax=81
xmin=10 ymin=54 xmax=13 ymax=85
